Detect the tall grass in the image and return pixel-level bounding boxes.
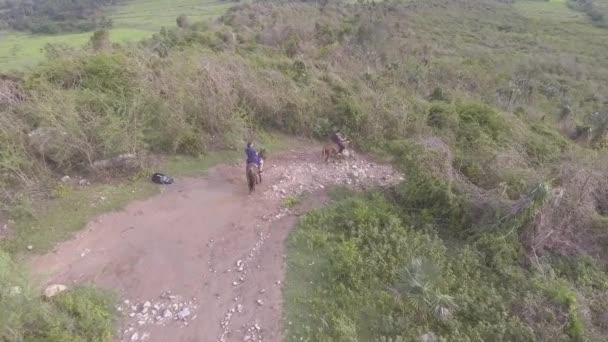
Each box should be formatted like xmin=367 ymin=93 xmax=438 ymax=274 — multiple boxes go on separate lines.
xmin=0 ymin=0 xmax=607 ymax=340
xmin=0 ymin=251 xmax=116 ymax=342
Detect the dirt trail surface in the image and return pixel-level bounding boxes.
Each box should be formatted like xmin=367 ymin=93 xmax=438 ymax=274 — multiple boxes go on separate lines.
xmin=29 ymin=147 xmax=403 ymax=342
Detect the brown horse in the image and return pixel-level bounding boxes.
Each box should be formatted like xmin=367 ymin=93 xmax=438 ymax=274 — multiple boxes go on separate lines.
xmin=322 ymin=140 xmax=350 ymax=163
xmin=246 ymin=149 xmax=266 ymax=194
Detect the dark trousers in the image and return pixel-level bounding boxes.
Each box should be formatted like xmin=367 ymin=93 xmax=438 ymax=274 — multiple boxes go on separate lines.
xmin=337 ymin=141 xmax=345 ymax=153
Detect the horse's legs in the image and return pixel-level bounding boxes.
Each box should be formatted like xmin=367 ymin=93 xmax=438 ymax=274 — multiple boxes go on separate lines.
xmin=247 ymin=168 xmax=254 ymax=194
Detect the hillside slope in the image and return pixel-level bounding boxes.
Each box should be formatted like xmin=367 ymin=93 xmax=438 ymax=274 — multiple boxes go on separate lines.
xmin=1 ymin=0 xmax=608 ymax=340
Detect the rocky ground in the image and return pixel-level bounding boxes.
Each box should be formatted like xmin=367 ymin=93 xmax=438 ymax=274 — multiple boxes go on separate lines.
xmin=30 ymin=145 xmax=403 ymax=342
xmin=263 ymin=150 xmax=403 ymax=200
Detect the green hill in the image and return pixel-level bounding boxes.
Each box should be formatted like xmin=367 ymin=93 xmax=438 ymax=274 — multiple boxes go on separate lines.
xmin=1 ymin=0 xmax=608 ymax=340
xmin=0 ymin=0 xmax=235 ymax=70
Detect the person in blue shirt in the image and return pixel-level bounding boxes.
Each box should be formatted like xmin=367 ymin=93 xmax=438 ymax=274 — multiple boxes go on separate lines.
xmin=245 ymin=142 xmax=263 ymax=173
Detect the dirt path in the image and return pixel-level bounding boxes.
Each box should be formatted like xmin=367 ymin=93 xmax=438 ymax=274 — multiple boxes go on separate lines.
xmin=29 ymin=147 xmax=402 ymax=342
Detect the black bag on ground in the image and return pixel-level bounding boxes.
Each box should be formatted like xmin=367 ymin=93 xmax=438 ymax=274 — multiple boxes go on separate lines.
xmin=151 ymin=173 xmax=174 ymax=185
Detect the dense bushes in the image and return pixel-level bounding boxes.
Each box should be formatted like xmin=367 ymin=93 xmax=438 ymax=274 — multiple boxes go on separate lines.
xmin=0 ymin=0 xmax=115 ymax=33
xmin=286 ymin=190 xmax=604 ymax=341
xmin=1 ymin=0 xmax=608 ymax=340
xmin=568 ymin=0 xmax=608 ymax=27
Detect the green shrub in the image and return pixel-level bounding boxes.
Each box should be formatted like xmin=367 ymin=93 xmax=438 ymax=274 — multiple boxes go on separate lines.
xmin=284 ymin=192 xmax=578 ymax=341
xmin=0 ymin=251 xmax=116 ymax=342
xmin=80 ymin=54 xmax=135 ymax=96
xmin=429 ymin=87 xmax=450 ymax=102
xmin=551 ymin=286 xmax=585 ymax=342
xmin=456 ymin=102 xmax=506 ymax=143
xmin=427 ymin=103 xmax=458 ymax=131
xmin=385 ymin=142 xmax=473 ymax=235
xmin=524 ymin=124 xmax=568 ymax=165
xmin=332 ymin=93 xmax=367 ymax=138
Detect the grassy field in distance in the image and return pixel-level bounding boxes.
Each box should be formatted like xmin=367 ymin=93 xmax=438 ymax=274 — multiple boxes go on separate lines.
xmin=0 ymin=0 xmax=235 ymax=71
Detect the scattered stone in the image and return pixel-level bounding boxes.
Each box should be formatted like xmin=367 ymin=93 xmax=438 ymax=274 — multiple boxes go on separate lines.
xmin=143 ymin=301 xmax=152 ymax=308
xmin=262 ymin=155 xmax=402 ymax=199
xmin=162 ymin=308 xmax=172 ymax=318
xmin=60 ymin=175 xmax=71 ymax=183
xmin=130 ymin=332 xmax=139 ymax=341
xmin=256 ymin=299 xmax=264 ymax=306
xmin=27 ymin=245 xmax=33 ymax=251
xmin=140 ymin=332 xmax=151 ymax=341
xmin=43 ymin=284 xmax=67 ymax=299
xmin=92 ymin=153 xmax=138 ymax=172
xmin=237 ymin=304 xmax=244 ymax=313
xmin=10 ymin=286 xmax=22 ymax=296
xmin=78 ymin=179 xmax=90 ymax=186
xmin=177 ymin=307 xmax=191 ymax=320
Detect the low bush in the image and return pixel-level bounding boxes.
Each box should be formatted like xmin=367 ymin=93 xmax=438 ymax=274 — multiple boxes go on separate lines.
xmin=285 ymin=191 xmax=593 ymax=341
xmin=0 ymin=251 xmax=116 ymax=342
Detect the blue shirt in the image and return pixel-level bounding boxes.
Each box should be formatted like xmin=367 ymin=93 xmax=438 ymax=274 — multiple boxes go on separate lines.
xmin=246 ymin=147 xmax=259 ymax=164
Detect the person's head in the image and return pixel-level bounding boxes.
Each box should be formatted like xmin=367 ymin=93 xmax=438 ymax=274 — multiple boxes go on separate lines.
xmin=247 ymin=142 xmax=253 ymax=148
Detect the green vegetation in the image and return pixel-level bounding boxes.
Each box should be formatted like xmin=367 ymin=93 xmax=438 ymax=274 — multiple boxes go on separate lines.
xmin=568 ymin=0 xmax=608 ymax=27
xmin=0 ymin=251 xmax=116 ymax=341
xmin=0 ymin=0 xmax=608 ymax=340
xmin=0 ymin=181 xmax=157 ymax=255
xmin=283 ymin=196 xmax=302 ymax=209
xmin=0 ymin=145 xmax=260 ymax=341
xmin=0 ymin=0 xmax=115 ymax=34
xmin=285 ymin=152 xmax=608 ymax=340
xmin=0 ymin=0 xmax=235 ymax=70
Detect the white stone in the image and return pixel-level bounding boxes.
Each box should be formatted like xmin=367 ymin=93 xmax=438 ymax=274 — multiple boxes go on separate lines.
xmin=177 ymin=308 xmax=191 ymax=320
xmin=43 ymin=284 xmax=67 ymax=299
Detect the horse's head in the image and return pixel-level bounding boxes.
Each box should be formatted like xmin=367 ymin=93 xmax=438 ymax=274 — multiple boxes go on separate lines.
xmin=258 ymin=148 xmax=267 ymax=160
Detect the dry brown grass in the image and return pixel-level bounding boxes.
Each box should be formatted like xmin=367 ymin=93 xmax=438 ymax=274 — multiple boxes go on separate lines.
xmin=522 ymin=154 xmax=608 ymax=263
